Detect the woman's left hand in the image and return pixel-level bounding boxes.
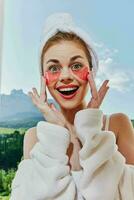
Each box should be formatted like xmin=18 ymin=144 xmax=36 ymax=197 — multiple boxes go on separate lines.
xmin=87 ymin=72 xmax=109 ymax=108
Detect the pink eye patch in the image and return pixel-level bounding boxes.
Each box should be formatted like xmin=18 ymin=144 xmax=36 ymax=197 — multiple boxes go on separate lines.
xmin=45 ymin=71 xmax=60 ymax=85
xmin=72 ymin=66 xmax=89 ymax=81
xmin=44 ymin=66 xmax=89 ymax=85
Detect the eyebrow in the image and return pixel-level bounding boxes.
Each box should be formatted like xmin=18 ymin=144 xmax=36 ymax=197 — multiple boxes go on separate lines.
xmin=46 ymin=55 xmax=84 ymax=64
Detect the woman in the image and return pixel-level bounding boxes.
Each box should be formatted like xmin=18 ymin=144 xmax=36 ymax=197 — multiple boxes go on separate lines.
xmin=10 ymin=12 xmax=134 ymax=200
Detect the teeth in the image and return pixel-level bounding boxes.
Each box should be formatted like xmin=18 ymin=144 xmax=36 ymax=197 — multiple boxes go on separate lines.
xmin=58 ymin=87 xmax=78 ymax=92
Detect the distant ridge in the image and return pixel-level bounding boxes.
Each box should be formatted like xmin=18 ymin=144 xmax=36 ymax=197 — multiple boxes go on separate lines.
xmin=0 ymin=89 xmax=58 ymax=128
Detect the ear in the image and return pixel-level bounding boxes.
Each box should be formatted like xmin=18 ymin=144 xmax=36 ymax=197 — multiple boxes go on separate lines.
xmin=44 ymin=72 xmax=49 ymax=85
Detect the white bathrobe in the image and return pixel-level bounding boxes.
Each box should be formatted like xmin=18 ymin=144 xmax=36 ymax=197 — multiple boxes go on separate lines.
xmin=10 ymin=109 xmax=134 ymax=200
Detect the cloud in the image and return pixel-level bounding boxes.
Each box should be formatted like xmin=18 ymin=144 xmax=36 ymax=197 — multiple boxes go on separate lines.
xmin=93 ymin=42 xmax=133 ymax=93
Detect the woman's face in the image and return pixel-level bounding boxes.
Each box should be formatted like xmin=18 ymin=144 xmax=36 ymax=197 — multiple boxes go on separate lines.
xmin=42 ymin=41 xmax=91 ymax=109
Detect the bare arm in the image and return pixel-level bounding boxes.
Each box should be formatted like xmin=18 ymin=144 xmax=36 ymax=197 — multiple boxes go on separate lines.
xmin=115 ymin=113 xmax=134 ymax=165
xmin=105 ymin=113 xmax=134 ymax=165
xmin=23 ymin=127 xmax=38 ymax=159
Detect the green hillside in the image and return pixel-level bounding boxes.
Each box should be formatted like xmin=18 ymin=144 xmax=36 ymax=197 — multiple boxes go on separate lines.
xmin=0 ymin=119 xmax=133 ymax=134
xmin=0 ymin=127 xmax=27 ymax=134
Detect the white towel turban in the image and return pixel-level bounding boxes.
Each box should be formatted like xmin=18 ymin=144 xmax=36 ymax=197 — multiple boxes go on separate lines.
xmin=39 ymin=12 xmax=98 ymax=78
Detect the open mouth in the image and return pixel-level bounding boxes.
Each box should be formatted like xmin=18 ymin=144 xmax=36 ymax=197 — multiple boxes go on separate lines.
xmin=57 ymin=87 xmax=79 ymax=96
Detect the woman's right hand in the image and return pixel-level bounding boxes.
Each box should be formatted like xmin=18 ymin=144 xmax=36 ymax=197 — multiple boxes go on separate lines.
xmin=28 ymin=76 xmax=68 ymax=128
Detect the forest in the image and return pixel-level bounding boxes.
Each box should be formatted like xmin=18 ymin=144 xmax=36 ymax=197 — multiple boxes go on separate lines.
xmin=0 ymin=129 xmax=25 ymax=199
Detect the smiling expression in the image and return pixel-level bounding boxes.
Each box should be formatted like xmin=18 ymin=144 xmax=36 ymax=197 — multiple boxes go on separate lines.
xmin=42 ymin=41 xmax=91 ymax=109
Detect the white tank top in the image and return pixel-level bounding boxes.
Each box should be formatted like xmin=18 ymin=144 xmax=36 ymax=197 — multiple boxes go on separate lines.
xmin=71 ymin=115 xmax=110 ymax=200
xmin=104 ymin=114 xmax=110 ymax=131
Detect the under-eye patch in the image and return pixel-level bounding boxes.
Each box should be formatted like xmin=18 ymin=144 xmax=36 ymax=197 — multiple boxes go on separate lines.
xmin=44 ymin=66 xmax=89 ymax=85
xmin=71 ymin=66 xmax=89 ymax=81
xmin=44 ymin=71 xmax=60 ymax=85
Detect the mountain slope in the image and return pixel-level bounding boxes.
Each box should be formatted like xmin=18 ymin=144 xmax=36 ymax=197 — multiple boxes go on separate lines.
xmin=0 ymin=89 xmax=58 ymax=128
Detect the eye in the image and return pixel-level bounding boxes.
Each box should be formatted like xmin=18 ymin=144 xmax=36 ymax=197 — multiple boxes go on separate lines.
xmin=71 ymin=63 xmax=83 ymax=71
xmin=48 ymin=65 xmax=61 ymax=73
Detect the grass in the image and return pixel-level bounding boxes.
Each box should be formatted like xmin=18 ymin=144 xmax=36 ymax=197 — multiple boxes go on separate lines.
xmin=0 ymin=120 xmax=133 ymax=135
xmin=0 ymin=196 xmax=9 ymax=200
xmin=0 ymin=127 xmax=27 ymax=134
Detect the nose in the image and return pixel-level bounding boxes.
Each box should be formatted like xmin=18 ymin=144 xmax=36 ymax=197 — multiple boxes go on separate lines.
xmin=59 ymin=67 xmax=73 ymax=83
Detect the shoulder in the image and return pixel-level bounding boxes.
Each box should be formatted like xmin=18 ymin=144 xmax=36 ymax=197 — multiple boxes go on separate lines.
xmin=109 ymin=112 xmax=134 ymax=139
xmin=110 ymin=112 xmax=130 ymax=120
xmin=110 ymin=112 xmax=133 ymax=129
xmin=23 ymin=126 xmax=38 ymax=159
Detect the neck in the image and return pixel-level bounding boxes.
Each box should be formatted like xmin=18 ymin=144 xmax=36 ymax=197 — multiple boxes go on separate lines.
xmin=60 ymin=101 xmax=87 ymax=125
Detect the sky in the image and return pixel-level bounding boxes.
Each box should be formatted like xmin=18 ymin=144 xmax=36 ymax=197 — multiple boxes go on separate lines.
xmin=1 ymin=0 xmax=134 ymax=118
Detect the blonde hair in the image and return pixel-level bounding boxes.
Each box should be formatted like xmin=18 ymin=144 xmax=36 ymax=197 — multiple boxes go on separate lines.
xmin=40 ymin=31 xmax=95 ymax=75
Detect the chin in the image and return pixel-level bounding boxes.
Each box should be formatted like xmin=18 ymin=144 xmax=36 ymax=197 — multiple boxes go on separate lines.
xmin=59 ymin=100 xmax=83 ymax=110
xmin=53 ymin=94 xmax=86 ymax=110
